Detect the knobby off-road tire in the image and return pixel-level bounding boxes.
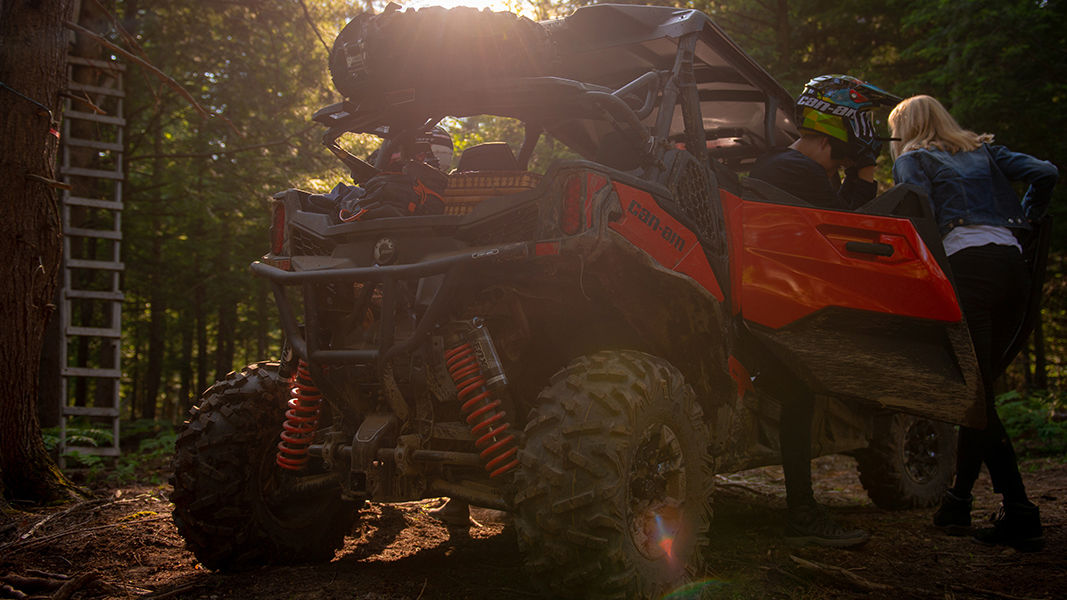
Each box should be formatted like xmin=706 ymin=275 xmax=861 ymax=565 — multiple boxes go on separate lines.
xmin=170 ymin=362 xmax=357 ymax=570
xmin=855 ymin=414 xmax=957 ymax=509
xmin=514 ymin=350 xmax=714 ymax=600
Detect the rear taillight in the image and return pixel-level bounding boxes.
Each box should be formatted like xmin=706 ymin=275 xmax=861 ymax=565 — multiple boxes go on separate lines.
xmin=560 ymin=172 xmax=609 ymax=235
xmin=270 ymin=202 xmax=286 ymax=254
xmin=561 ymin=174 xmax=583 ymax=235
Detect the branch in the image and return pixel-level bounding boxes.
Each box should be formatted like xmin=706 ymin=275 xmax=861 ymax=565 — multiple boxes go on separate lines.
xmin=789 ymin=555 xmax=894 ymax=592
xmin=126 ymin=124 xmax=317 ymax=162
xmin=298 ymin=0 xmax=332 ymax=55
xmin=89 ymin=0 xmax=152 ymax=62
xmin=63 ymin=20 xmax=242 ymax=137
xmin=0 ymin=515 xmax=170 ymax=553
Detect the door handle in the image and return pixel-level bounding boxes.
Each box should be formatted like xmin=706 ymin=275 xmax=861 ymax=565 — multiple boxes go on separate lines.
xmin=845 ymin=241 xmax=894 ymax=257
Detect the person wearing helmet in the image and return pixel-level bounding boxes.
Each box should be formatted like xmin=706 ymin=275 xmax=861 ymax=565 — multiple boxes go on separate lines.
xmin=747 ymin=75 xmax=899 ymax=547
xmin=750 ymin=74 xmax=899 ymax=209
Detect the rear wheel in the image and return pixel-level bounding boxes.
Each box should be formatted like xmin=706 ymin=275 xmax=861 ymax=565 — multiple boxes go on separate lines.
xmin=855 ymin=414 xmax=956 ymax=509
xmin=170 ymin=362 xmax=357 ymax=570
xmin=514 ymin=350 xmax=713 ymax=600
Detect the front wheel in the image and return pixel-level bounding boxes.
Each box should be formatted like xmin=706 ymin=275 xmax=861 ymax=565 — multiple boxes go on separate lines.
xmin=855 ymin=414 xmax=957 ymax=509
xmin=170 ymin=362 xmax=357 ymax=570
xmin=514 ymin=350 xmax=713 ymax=600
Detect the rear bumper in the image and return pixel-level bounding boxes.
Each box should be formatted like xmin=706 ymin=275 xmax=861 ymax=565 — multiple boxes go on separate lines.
xmin=251 ymin=241 xmax=530 ymax=364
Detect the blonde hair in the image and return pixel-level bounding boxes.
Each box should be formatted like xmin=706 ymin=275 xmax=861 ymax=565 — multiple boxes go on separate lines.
xmin=888 ymin=95 xmax=993 ymax=158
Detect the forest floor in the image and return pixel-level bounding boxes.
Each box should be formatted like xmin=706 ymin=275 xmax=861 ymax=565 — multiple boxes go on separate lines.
xmin=1 ymin=454 xmax=1064 ymax=600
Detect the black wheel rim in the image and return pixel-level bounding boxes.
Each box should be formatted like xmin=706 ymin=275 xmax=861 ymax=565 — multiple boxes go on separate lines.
xmin=901 ymin=419 xmax=941 ymax=484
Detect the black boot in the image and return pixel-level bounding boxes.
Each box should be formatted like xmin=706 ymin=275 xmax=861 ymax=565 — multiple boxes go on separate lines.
xmin=974 ymin=501 xmax=1044 ymax=552
xmin=932 ymin=490 xmax=972 ymax=535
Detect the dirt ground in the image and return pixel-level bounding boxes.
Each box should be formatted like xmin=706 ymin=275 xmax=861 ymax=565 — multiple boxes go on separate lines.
xmin=1 ymin=454 xmax=1064 ymax=600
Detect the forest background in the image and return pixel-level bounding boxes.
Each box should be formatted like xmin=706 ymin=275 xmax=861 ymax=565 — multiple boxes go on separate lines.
xmin=36 ymin=0 xmax=1067 ymax=477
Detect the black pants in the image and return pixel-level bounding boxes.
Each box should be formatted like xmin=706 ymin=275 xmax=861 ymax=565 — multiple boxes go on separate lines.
xmin=758 ymin=351 xmax=815 ymax=509
xmin=780 ymin=384 xmax=816 ymax=508
xmin=948 ymin=244 xmax=1029 ymax=502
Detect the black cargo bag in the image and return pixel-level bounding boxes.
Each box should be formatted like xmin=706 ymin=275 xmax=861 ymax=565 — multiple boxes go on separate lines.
xmin=329 ymin=3 xmax=556 ymax=102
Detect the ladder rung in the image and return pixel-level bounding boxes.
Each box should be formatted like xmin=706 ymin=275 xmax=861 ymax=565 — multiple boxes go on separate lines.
xmin=63 ymin=110 xmax=126 ymax=126
xmin=62 ymin=445 xmax=121 ymax=457
xmin=63 ymin=406 xmax=120 ymax=417
xmin=68 ymin=56 xmax=126 ymax=71
xmin=65 ymin=196 xmax=123 ymax=210
xmin=62 ymin=366 xmax=121 ymax=378
xmin=66 ymin=258 xmax=124 ymax=271
xmin=66 ymin=227 xmax=121 ymax=240
xmin=66 ymin=326 xmax=122 ymax=338
xmin=67 ymin=80 xmax=126 ymax=98
xmin=64 ymin=137 xmax=123 ymax=152
xmin=66 ymin=289 xmax=125 ymax=301
xmin=61 ymin=166 xmax=124 ymax=180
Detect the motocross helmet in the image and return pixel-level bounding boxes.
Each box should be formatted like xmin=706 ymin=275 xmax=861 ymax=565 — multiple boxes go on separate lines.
xmin=370 ymin=125 xmax=454 ymax=172
xmin=413 ymin=126 xmax=454 ymax=172
xmin=795 ymin=74 xmax=900 ymax=159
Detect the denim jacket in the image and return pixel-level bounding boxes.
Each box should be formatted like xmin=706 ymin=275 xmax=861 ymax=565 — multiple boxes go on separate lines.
xmin=892 ymin=144 xmax=1058 ymax=236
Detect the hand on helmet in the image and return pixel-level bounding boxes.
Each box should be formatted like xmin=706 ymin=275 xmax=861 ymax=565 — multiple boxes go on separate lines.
xmin=851 ymin=136 xmax=883 ymax=169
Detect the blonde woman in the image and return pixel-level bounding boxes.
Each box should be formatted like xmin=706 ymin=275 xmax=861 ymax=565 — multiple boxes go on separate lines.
xmin=889 ymin=95 xmax=1058 ymax=552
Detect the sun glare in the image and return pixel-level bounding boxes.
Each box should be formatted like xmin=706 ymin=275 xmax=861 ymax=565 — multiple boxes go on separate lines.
xmin=400 ymin=0 xmax=529 ymax=15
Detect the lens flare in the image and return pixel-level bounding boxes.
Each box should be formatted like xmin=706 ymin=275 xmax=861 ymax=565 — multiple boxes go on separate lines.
xmin=660 ymin=578 xmax=729 ymax=599
xmin=654 ymin=513 xmax=675 ymax=559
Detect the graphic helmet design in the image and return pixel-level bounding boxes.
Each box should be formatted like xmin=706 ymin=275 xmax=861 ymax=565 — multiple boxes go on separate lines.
xmin=414 ymin=126 xmax=454 ymax=172
xmin=795 ymin=74 xmax=900 ymax=155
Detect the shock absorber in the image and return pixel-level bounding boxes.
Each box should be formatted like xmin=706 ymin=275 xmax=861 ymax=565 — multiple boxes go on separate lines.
xmin=276 ymin=359 xmax=322 ymax=471
xmin=445 ymin=319 xmax=519 ymax=478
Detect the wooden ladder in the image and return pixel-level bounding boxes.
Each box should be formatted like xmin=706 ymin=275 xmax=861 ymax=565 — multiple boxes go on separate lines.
xmin=57 ymin=55 xmax=126 ymax=466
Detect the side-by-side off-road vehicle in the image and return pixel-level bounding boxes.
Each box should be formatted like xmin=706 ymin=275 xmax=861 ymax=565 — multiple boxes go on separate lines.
xmin=170 ymin=4 xmax=1049 ymax=599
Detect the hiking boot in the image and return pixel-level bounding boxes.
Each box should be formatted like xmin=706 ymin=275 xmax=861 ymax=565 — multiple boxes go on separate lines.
xmin=785 ymin=504 xmax=869 ymax=548
xmin=974 ymin=501 xmax=1044 ymax=552
xmin=933 ymin=490 xmax=972 ymax=535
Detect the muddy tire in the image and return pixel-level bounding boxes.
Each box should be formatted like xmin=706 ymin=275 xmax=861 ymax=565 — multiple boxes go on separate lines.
xmin=855 ymin=414 xmax=956 ymax=509
xmin=513 ymin=350 xmax=713 ymax=600
xmin=170 ymin=362 xmax=357 ymax=570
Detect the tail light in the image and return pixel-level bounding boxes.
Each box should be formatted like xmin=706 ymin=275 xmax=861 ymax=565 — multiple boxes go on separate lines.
xmin=560 ymin=172 xmax=609 ymax=235
xmin=561 ymin=174 xmax=583 ymax=235
xmin=271 ymin=202 xmax=286 ymax=254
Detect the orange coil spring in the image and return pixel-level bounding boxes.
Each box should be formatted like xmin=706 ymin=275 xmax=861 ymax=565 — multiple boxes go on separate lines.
xmin=445 ymin=343 xmax=519 ymax=478
xmin=276 ymin=360 xmax=322 ymax=471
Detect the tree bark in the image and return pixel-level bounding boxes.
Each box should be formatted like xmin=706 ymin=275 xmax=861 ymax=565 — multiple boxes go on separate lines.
xmin=213 ymin=223 xmax=236 ymax=382
xmin=0 ymin=0 xmax=80 ymax=504
xmin=1033 ymin=313 xmax=1048 ymax=390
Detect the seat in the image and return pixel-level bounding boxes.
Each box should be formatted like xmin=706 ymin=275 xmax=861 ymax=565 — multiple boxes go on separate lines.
xmin=456 ymin=142 xmax=519 ymax=172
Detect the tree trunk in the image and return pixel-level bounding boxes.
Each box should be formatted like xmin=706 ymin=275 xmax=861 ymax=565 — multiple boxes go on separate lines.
xmin=0 ymin=0 xmax=80 ymax=504
xmin=1033 ymin=313 xmax=1048 ymax=390
xmin=179 ymin=315 xmax=193 ymax=415
xmin=256 ymin=282 xmax=270 ymax=360
xmin=213 ymin=223 xmax=236 ymax=382
xmin=142 ymin=228 xmax=165 ymax=420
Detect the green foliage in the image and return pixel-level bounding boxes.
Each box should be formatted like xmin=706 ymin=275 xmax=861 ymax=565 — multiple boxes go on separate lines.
xmin=47 ymin=420 xmax=178 ymax=487
xmin=996 ymin=390 xmax=1067 ymax=459
xmin=445 ymin=116 xmax=579 ymax=173
xmin=41 ymin=424 xmax=113 ymax=451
